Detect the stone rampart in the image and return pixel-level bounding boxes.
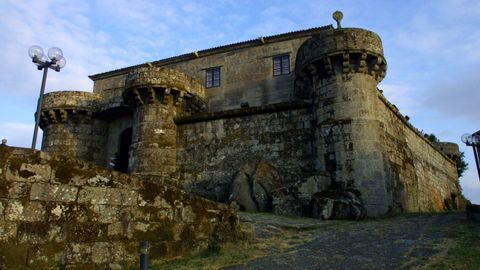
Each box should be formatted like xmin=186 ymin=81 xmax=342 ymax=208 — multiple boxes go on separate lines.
xmin=0 ymin=146 xmax=239 ymax=269
xmin=377 ymin=94 xmax=460 ymax=212
xmin=176 ymin=102 xmax=316 ymax=202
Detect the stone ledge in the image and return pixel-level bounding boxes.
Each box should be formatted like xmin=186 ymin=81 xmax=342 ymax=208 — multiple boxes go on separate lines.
xmin=175 ymin=100 xmax=311 ymax=125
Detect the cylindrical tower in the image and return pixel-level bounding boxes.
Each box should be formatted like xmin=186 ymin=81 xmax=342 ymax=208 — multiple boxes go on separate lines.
xmin=40 ymin=91 xmax=105 ymax=165
xmin=123 ymin=67 xmax=206 ymax=179
xmin=295 ymin=25 xmax=389 ymax=216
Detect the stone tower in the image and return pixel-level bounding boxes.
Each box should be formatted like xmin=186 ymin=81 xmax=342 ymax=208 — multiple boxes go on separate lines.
xmin=122 ymin=67 xmax=206 ymax=178
xmin=295 ymin=15 xmax=389 ymax=215
xmin=40 ymin=91 xmax=106 ymax=165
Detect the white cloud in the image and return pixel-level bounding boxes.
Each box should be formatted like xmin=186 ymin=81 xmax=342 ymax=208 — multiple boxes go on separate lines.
xmin=379 ymin=83 xmax=419 ymax=116
xmin=392 ymin=1 xmax=480 ymax=61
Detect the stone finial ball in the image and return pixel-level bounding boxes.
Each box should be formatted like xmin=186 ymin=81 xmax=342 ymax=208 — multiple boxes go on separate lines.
xmin=333 ymin=10 xmax=343 ymax=22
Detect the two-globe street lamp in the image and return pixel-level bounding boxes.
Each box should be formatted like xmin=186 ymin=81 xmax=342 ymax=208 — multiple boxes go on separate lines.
xmin=461 ymin=131 xmax=480 ymax=182
xmin=28 ymin=45 xmax=66 ymax=149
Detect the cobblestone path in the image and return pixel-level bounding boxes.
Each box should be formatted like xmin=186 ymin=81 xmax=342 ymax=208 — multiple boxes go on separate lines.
xmin=223 ymin=212 xmax=465 ymax=269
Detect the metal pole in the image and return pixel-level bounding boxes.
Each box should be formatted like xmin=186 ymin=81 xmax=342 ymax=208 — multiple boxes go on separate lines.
xmin=139 ymin=241 xmax=150 ymax=270
xmin=31 ymin=66 xmax=49 ymax=149
xmin=473 ymin=144 xmax=480 ymax=182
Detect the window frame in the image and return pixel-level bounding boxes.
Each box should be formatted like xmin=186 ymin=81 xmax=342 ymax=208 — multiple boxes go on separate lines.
xmin=205 ymin=66 xmax=221 ymax=88
xmin=273 ymin=54 xmax=291 ymax=76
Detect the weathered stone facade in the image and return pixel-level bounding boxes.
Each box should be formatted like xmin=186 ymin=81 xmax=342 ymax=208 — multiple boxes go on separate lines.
xmin=0 ymin=146 xmax=240 ymax=268
xmin=39 ymin=19 xmax=461 ymax=218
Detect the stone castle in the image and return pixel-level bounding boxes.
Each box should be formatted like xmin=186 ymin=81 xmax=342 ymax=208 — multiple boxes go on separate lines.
xmin=38 ymin=14 xmax=461 ymax=218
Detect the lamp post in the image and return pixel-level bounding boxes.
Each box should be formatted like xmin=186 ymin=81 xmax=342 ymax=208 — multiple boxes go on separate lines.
xmin=28 ymin=45 xmax=66 ymax=149
xmin=461 ymin=131 xmax=480 ymax=182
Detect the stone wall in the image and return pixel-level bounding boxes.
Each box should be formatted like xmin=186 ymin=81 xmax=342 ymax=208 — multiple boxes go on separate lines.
xmin=176 ymin=102 xmax=316 ymax=202
xmin=0 ymin=146 xmax=239 ymax=269
xmin=377 ymin=95 xmax=460 ymax=213
xmin=165 ymin=38 xmax=305 ymax=112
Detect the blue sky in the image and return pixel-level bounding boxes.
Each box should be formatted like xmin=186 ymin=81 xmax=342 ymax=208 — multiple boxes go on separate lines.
xmin=0 ymin=0 xmax=479 ymax=203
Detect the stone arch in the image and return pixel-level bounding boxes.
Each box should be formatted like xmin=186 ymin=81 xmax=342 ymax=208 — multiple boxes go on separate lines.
xmin=115 ymin=127 xmax=132 ymax=173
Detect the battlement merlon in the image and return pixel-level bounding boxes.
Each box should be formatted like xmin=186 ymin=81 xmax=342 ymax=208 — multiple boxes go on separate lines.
xmin=295 ymin=28 xmax=387 ymax=99
xmin=39 ymin=91 xmax=101 ymax=128
xmin=123 ymin=67 xmax=206 ymax=112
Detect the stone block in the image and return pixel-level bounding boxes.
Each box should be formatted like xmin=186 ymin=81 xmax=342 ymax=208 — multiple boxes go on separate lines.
xmin=66 ymin=223 xmax=108 ymax=242
xmin=77 ymin=187 xmax=138 ymax=206
xmin=30 ymin=183 xmax=78 ymax=202
xmin=107 ymin=222 xmax=130 ymax=238
xmin=86 ymin=175 xmax=112 ymax=187
xmin=5 ymin=200 xmax=46 ymax=222
xmin=68 ymin=243 xmax=92 ymax=263
xmin=91 ymin=242 xmax=110 ymax=263
xmin=11 ymin=163 xmax=52 ymax=182
xmin=23 ymin=243 xmax=66 ymax=269
xmin=0 ymin=243 xmax=29 ymax=269
xmin=0 ymin=221 xmax=17 ymax=241
xmin=17 ymin=222 xmax=66 ymax=244
xmin=4 ymin=182 xmax=30 ymax=199
xmin=91 ymin=204 xmax=119 ymax=223
xmin=0 ymin=199 xmax=4 ymax=219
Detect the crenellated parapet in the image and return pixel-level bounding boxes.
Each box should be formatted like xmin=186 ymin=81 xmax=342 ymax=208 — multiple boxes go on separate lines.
xmin=436 ymin=142 xmax=461 ymax=161
xmin=295 ymin=28 xmax=387 ymax=98
xmin=123 ymin=67 xmax=206 ymax=112
xmin=39 ymin=91 xmax=101 ymax=128
xmin=39 ymin=91 xmax=105 ymax=165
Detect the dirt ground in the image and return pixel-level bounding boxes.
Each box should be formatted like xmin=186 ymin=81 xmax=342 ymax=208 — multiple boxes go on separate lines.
xmin=222 ymin=212 xmax=475 ymax=270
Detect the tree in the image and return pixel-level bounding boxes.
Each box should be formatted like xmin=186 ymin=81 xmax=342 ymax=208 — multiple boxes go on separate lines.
xmin=424 ymin=133 xmax=468 ymax=178
xmin=456 ymin=152 xmax=469 ymax=178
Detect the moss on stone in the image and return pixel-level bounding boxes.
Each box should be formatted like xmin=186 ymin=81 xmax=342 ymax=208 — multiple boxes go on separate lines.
xmin=66 ymin=223 xmax=108 ymax=242
xmin=0 ymin=243 xmax=29 ymax=269
xmin=139 ymin=181 xmax=165 ymax=203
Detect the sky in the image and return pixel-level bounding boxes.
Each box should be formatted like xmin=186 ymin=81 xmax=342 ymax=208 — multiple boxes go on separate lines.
xmin=0 ymin=0 xmax=478 ymax=203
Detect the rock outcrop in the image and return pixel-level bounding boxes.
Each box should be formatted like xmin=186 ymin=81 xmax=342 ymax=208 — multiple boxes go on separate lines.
xmin=310 ymin=189 xmax=367 ymax=220
xmin=228 ymin=161 xmax=298 ymax=214
xmin=228 ymin=161 xmax=368 ymax=220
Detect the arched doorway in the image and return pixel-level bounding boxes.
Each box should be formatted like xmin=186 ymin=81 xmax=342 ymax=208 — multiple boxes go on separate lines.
xmin=115 ymin=128 xmax=132 ymax=173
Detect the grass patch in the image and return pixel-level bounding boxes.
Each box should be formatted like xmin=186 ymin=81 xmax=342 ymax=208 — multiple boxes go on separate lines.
xmin=150 ymin=218 xmax=322 ymax=270
xmin=150 ymin=240 xmax=266 ymax=270
xmin=427 ymin=221 xmax=480 ymax=270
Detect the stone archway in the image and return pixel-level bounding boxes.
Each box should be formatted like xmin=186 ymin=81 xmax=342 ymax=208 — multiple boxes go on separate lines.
xmin=115 ymin=127 xmax=132 ymax=173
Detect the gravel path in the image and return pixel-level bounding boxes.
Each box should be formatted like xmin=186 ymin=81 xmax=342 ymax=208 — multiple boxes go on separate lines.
xmin=223 ymin=213 xmax=464 ymax=270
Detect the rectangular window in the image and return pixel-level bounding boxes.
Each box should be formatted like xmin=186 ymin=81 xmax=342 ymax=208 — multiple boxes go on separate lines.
xmin=273 ymin=55 xmax=290 ymax=76
xmin=206 ymin=67 xmax=221 ymax=88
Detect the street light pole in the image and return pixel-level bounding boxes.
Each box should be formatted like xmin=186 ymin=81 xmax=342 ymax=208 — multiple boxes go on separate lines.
xmin=31 ymin=67 xmax=49 ymax=149
xmin=461 ymin=131 xmax=480 ymax=182
xmin=472 ymin=139 xmax=480 ymax=181
xmin=28 ymin=45 xmax=66 ymax=150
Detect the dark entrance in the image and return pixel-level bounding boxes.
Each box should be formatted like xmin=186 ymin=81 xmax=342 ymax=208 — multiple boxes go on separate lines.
xmin=115 ymin=128 xmax=132 ymax=173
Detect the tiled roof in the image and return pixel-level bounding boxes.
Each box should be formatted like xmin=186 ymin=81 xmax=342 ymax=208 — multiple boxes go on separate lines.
xmin=89 ymin=24 xmax=333 ymax=80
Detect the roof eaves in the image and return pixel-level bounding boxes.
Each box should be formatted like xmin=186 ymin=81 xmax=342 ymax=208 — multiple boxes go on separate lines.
xmin=89 ymin=24 xmax=333 ymax=81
